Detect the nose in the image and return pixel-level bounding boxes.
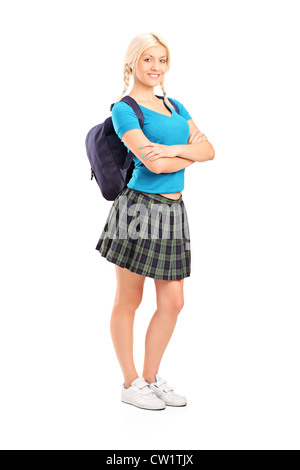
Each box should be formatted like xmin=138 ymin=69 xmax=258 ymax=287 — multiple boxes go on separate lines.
xmin=150 ymin=61 xmax=161 ymax=71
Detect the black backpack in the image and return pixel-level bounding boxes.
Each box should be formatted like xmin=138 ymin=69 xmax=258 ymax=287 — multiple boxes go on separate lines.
xmin=85 ymin=95 xmax=179 ymax=201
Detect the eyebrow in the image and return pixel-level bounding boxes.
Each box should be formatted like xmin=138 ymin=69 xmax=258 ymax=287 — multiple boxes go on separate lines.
xmin=143 ymin=54 xmax=167 ymax=58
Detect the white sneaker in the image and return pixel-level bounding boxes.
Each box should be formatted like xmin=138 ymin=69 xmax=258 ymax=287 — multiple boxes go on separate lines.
xmin=121 ymin=377 xmax=166 ymax=410
xmin=149 ymin=375 xmax=187 ymax=407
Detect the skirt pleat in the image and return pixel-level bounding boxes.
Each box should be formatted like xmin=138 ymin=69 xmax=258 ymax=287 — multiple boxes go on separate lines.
xmin=95 ymin=187 xmax=191 ymax=280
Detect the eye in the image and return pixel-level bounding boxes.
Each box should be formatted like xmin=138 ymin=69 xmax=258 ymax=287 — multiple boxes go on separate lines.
xmin=144 ymin=58 xmax=167 ymax=63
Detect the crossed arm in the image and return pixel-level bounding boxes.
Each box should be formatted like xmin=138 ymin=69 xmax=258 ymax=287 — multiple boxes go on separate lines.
xmin=121 ymin=119 xmax=215 ymax=175
xmin=157 ymin=156 xmax=196 ymax=173
xmin=147 ymin=118 xmax=215 ymax=173
xmin=156 ymin=141 xmax=215 ymax=173
xmin=153 ymin=139 xmax=215 ymax=174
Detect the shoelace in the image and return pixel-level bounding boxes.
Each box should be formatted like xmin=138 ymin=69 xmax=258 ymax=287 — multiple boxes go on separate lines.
xmin=154 ymin=377 xmax=174 ymax=393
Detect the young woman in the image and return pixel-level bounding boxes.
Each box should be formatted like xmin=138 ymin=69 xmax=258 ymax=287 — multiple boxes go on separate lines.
xmin=95 ymin=32 xmax=215 ymax=410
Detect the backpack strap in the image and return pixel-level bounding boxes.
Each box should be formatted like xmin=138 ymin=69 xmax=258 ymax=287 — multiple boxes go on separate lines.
xmin=110 ymin=96 xmax=146 ymax=170
xmin=110 ymin=95 xmax=179 ymax=123
xmin=167 ymin=98 xmax=179 ymax=114
xmin=110 ymin=96 xmax=145 ymax=127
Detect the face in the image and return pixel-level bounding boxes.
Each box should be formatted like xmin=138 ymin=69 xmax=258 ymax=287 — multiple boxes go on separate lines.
xmin=133 ymin=45 xmax=168 ymax=86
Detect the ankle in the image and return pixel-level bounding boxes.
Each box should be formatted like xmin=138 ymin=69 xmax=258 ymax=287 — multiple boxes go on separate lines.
xmin=124 ymin=374 xmax=139 ymax=389
xmin=143 ymin=374 xmax=157 ymax=384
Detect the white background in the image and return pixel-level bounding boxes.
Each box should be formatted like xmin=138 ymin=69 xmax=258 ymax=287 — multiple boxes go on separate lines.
xmin=0 ymin=0 xmax=299 ymax=450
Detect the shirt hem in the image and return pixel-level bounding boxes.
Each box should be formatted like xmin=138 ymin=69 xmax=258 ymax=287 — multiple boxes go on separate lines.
xmin=127 ymin=184 xmax=184 ymax=194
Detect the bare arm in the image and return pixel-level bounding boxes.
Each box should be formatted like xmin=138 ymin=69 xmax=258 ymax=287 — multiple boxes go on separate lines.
xmin=155 ymin=156 xmax=195 ymax=174
xmin=121 ymin=129 xmax=197 ymax=174
xmin=174 ymin=141 xmax=215 ymax=162
xmin=121 ymin=128 xmax=161 ymax=173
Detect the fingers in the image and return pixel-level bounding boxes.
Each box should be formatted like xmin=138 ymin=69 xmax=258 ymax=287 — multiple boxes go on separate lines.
xmin=148 ymin=154 xmax=163 ymax=162
xmin=140 ymin=143 xmax=153 ymax=148
xmin=192 ymin=130 xmax=205 ymax=138
xmin=188 ymin=134 xmax=207 ymax=144
xmin=192 ymin=130 xmax=207 ymax=142
xmin=145 ymin=151 xmax=156 ymax=158
xmin=140 ymin=143 xmax=164 ymax=159
xmin=139 ymin=143 xmax=156 ymax=160
xmin=140 ymin=143 xmax=158 ymax=157
xmin=188 ymin=129 xmax=201 ymax=144
xmin=144 ymin=148 xmax=159 ymax=157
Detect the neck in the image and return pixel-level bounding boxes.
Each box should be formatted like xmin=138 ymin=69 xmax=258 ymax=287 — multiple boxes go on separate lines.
xmin=129 ymin=81 xmax=158 ymax=102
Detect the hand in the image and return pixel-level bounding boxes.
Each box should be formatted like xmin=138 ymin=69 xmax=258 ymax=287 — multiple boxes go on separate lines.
xmin=140 ymin=143 xmax=177 ymax=162
xmin=188 ymin=129 xmax=207 ymax=144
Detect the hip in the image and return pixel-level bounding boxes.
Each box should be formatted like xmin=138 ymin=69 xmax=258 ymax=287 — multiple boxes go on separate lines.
xmin=159 ymin=191 xmax=182 ymax=200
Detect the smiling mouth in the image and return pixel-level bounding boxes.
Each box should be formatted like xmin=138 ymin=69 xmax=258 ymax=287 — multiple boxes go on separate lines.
xmin=148 ymin=74 xmax=160 ymax=78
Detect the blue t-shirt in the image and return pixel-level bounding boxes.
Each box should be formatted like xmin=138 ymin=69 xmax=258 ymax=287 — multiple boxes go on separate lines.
xmin=111 ymin=97 xmax=192 ymax=193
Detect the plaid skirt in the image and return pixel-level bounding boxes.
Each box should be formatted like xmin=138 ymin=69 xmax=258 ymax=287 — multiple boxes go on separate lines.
xmin=95 ymin=187 xmax=191 ymax=280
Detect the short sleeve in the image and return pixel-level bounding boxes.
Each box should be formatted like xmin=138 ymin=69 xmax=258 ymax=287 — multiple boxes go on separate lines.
xmin=111 ymin=101 xmax=142 ymax=141
xmin=169 ymin=97 xmax=192 ymax=121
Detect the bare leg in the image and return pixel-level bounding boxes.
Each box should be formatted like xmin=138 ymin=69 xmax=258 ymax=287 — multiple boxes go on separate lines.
xmin=110 ymin=265 xmax=146 ymax=388
xmin=143 ymin=278 xmax=184 ymax=384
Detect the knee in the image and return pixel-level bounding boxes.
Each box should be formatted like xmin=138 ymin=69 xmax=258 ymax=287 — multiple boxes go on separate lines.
xmin=172 ymin=298 xmax=184 ymax=315
xmin=129 ymin=292 xmax=143 ymax=312
xmin=114 ymin=289 xmax=144 ymax=313
xmin=158 ymin=298 xmax=184 ymax=317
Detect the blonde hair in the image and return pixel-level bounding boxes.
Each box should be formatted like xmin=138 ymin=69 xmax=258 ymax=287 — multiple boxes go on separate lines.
xmin=114 ymin=32 xmax=175 ymax=111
